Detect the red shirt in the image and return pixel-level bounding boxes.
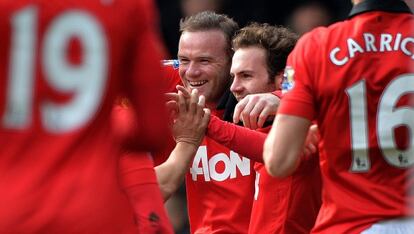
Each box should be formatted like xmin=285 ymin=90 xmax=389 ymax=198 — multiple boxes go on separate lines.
xmin=0 ymin=0 xmax=167 ymax=232
xmin=153 ymin=67 xmax=255 ymax=233
xmin=152 ymin=62 xmax=183 ymax=166
xmin=207 ymin=114 xmax=321 ymax=234
xmin=186 ymin=109 xmax=255 ymax=234
xmin=163 ymin=61 xmax=183 ymax=93
xmin=249 ymin=135 xmax=321 ymax=234
xmin=279 ymin=1 xmax=414 ymax=233
xmin=250 ymin=160 xmax=321 ymax=234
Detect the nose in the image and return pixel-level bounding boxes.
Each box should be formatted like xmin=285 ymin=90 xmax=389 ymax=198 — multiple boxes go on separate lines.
xmin=183 ymin=61 xmax=201 ymax=78
xmin=230 ymin=76 xmax=243 ymax=94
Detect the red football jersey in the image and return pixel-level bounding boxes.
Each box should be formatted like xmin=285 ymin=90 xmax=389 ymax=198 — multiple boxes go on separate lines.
xmin=152 ymin=61 xmax=183 ymax=166
xmin=0 ymin=0 xmax=167 ymax=232
xmin=163 ymin=61 xmax=183 ymax=93
xmin=248 ymin=129 xmax=321 ymax=234
xmin=250 ymin=159 xmax=321 ymax=234
xmin=207 ymin=115 xmax=321 ymax=234
xmin=185 ymin=109 xmax=255 ymax=234
xmin=279 ymin=2 xmax=414 ymax=233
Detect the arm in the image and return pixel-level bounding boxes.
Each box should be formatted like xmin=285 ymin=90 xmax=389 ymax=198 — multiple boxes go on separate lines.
xmin=155 ymin=142 xmax=199 ymax=201
xmin=155 ymin=89 xmax=210 ymax=201
xmin=233 ymin=92 xmax=281 ymax=130
xmin=207 ymin=115 xmax=267 ymax=163
xmin=119 ymin=152 xmax=174 ymax=234
xmin=208 ymin=115 xmax=318 ymax=164
xmin=263 ymin=114 xmax=311 ymax=178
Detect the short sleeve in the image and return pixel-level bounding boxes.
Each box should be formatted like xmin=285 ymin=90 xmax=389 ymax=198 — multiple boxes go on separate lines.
xmin=278 ymin=30 xmax=322 ymax=121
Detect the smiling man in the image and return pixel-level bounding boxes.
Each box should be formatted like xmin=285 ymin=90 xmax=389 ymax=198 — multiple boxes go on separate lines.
xmin=203 ymin=23 xmax=321 ymax=234
xmin=157 ymin=12 xmax=256 ymax=233
xmin=230 ymin=24 xmax=321 ymax=234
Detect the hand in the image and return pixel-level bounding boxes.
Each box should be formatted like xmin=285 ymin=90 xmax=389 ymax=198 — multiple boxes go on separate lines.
xmin=172 ymin=88 xmax=210 ymax=146
xmin=165 ymin=86 xmax=191 ymax=123
xmin=302 ymin=124 xmax=319 ymax=156
xmin=233 ymin=93 xmax=280 ymax=130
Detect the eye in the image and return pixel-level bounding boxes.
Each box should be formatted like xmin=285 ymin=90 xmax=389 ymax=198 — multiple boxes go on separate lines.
xmin=179 ymin=58 xmax=189 ymax=65
xmin=200 ymin=59 xmax=209 ymax=65
xmin=241 ymin=73 xmax=252 ymax=79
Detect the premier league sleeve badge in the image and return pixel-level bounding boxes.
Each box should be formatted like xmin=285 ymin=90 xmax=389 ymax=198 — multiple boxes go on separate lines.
xmin=282 ymin=66 xmax=295 ymax=93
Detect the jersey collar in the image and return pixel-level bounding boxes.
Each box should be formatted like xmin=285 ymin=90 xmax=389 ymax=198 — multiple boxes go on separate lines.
xmin=349 ymin=0 xmax=412 ymax=19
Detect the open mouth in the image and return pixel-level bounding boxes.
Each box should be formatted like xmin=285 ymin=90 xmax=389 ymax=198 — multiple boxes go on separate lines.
xmin=187 ymin=80 xmax=208 ymax=88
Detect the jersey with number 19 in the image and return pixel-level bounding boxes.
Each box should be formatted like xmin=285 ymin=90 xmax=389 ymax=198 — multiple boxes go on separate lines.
xmin=0 ymin=0 xmax=167 ymax=232
xmin=278 ymin=1 xmax=414 ymax=233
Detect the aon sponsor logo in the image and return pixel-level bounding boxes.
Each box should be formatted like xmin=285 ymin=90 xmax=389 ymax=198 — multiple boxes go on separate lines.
xmin=190 ymin=146 xmax=251 ymax=181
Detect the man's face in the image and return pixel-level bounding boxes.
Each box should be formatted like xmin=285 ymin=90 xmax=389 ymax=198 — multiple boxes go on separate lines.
xmin=178 ymin=30 xmax=231 ymax=106
xmin=230 ymin=47 xmax=276 ymax=101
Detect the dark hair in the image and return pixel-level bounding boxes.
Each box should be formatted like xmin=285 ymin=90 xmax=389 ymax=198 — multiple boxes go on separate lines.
xmin=232 ymin=23 xmax=298 ymax=82
xmin=179 ymin=11 xmax=239 ymax=57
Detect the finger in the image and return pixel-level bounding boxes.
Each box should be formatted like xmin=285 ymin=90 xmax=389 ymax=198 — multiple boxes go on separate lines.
xmin=249 ymin=101 xmax=266 ymax=130
xmin=201 ymin=108 xmax=211 ymax=128
xmin=303 ymin=148 xmax=311 ymax=156
xmin=177 ymin=91 xmax=187 ymax=114
xmin=308 ymin=125 xmax=319 ymax=144
xmin=306 ymin=143 xmax=317 ymax=154
xmin=169 ymin=109 xmax=177 ymax=123
xmin=257 ymin=105 xmax=276 ymax=129
xmin=241 ymin=100 xmax=256 ymax=129
xmin=311 ymin=133 xmax=319 ymax=145
xmin=198 ymin=95 xmax=206 ymax=106
xmin=166 ymin=100 xmax=178 ymax=123
xmin=233 ymin=98 xmax=247 ymax=123
xmin=165 ymin=100 xmax=178 ymax=113
xmin=310 ymin=124 xmax=320 ymax=141
xmin=176 ymin=85 xmax=191 ymax=98
xmin=189 ymin=89 xmax=199 ymax=115
xmin=310 ymin=124 xmax=318 ymax=131
xmin=196 ymin=95 xmax=206 ymax=117
xmin=310 ymin=144 xmax=317 ymax=154
xmin=165 ymin=92 xmax=179 ymax=102
xmin=257 ymin=106 xmax=270 ymax=129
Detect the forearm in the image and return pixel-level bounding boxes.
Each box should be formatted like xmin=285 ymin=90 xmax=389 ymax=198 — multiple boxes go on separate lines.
xmin=119 ymin=152 xmax=174 ymax=233
xmin=207 ymin=115 xmax=266 ymax=163
xmin=264 ymin=115 xmax=310 ymax=177
xmin=155 ymin=142 xmax=198 ymax=201
xmin=125 ymin=183 xmax=174 ymax=234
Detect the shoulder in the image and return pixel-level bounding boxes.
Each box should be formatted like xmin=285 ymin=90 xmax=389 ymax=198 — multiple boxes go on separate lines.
xmin=291 ymin=20 xmax=349 ymax=64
